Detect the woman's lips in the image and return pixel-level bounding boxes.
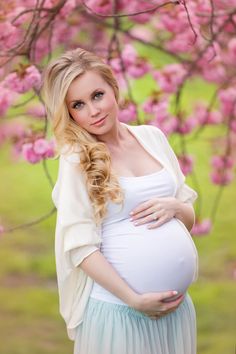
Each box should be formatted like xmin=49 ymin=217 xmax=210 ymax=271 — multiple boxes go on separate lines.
xmin=91 ymin=115 xmax=107 ymax=126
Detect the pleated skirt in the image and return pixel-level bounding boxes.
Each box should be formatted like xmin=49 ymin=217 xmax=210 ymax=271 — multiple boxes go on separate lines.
xmin=74 ymin=293 xmax=196 ymax=354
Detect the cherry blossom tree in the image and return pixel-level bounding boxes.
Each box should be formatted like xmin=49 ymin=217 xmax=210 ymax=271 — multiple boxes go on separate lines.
xmin=0 ymin=0 xmax=236 ymax=236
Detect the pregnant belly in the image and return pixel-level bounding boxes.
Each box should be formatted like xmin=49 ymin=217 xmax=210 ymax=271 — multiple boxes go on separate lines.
xmin=100 ymin=218 xmax=198 ymax=296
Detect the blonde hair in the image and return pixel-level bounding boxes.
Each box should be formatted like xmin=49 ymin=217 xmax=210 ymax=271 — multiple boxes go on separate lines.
xmin=42 ymin=48 xmax=124 ymax=224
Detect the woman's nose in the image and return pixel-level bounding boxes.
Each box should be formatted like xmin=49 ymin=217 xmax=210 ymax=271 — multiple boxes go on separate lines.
xmin=88 ymin=102 xmax=101 ymax=116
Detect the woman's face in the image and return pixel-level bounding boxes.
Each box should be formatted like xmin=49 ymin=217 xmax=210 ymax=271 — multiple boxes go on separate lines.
xmin=65 ymin=70 xmax=119 ymax=136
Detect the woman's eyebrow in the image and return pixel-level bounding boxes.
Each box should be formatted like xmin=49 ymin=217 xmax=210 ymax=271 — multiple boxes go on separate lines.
xmin=69 ymin=88 xmax=103 ymax=103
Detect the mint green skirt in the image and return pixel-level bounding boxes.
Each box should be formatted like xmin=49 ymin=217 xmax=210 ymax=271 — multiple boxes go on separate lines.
xmin=74 ymin=294 xmax=196 ymax=354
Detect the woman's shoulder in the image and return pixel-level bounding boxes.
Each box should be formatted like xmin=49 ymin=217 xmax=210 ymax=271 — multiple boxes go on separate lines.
xmin=59 ymin=143 xmax=81 ymax=164
xmin=124 ymin=123 xmax=166 ymax=141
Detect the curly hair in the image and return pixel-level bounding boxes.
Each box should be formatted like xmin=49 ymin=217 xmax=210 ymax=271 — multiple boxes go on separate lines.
xmin=42 ymin=48 xmax=124 ymax=224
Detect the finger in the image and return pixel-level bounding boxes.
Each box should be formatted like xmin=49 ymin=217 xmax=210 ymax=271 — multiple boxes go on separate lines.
xmin=147 ymin=215 xmax=167 ymax=229
xmin=133 ymin=212 xmax=160 ymax=226
xmin=131 ymin=208 xmax=155 ymax=221
xmin=158 ymin=291 xmax=179 ymax=302
xmin=163 ymin=295 xmax=185 ymax=311
xmin=130 ymin=199 xmax=157 ymax=216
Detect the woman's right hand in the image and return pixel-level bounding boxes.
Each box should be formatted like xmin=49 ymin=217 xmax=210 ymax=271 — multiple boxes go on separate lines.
xmin=132 ymin=291 xmax=185 ymax=319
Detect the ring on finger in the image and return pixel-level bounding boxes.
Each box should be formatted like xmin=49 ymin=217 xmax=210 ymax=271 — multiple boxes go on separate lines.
xmin=152 ymin=211 xmax=159 ymax=220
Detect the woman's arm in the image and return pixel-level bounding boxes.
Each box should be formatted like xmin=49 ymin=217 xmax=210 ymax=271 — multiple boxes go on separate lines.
xmin=174 ymin=200 xmax=195 ymax=231
xmin=79 ymin=249 xmax=184 ymax=317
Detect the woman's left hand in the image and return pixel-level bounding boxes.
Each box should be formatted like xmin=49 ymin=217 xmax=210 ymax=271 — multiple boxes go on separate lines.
xmin=130 ymin=197 xmax=180 ymax=229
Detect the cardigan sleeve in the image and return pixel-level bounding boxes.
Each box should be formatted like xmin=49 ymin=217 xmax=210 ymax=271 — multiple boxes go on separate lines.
xmin=152 ymin=126 xmax=198 ymax=204
xmin=52 ymin=152 xmax=101 ymax=267
xmin=51 ymin=151 xmax=102 ymax=340
xmin=52 ymin=153 xmax=100 ymax=266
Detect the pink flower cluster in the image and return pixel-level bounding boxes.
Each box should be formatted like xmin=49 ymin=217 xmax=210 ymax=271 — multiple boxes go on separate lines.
xmin=118 ymin=101 xmax=137 ymax=123
xmin=191 ymin=218 xmax=212 ymax=236
xmin=210 ymin=155 xmax=235 ymax=186
xmin=4 ymin=65 xmax=41 ymax=93
xmin=0 ymin=21 xmax=21 ymax=51
xmin=190 ymin=104 xmax=222 ymax=126
xmin=110 ymin=45 xmax=150 ymax=87
xmin=178 ymin=154 xmax=194 ymax=176
xmin=218 ymin=87 xmax=236 ymax=116
xmin=22 ymin=138 xmax=55 ymax=164
xmin=176 ymin=118 xmax=197 ymax=135
xmin=143 ymin=96 xmax=178 ymax=135
xmin=0 ymin=86 xmax=17 ymax=117
xmin=27 ymin=104 xmax=46 ymax=119
xmin=0 ymin=121 xmax=27 ymax=146
xmin=84 ymin=0 xmax=153 ymax=23
xmin=148 ymin=115 xmax=178 ymax=136
xmin=153 ymin=64 xmax=187 ymax=94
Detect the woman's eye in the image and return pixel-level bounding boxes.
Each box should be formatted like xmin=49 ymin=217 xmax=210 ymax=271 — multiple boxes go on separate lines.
xmin=72 ymin=101 xmax=83 ymax=109
xmin=94 ymin=91 xmax=104 ymax=99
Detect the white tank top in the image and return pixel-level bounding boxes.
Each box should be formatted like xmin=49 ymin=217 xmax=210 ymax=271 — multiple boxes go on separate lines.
xmin=90 ymin=167 xmax=198 ymax=305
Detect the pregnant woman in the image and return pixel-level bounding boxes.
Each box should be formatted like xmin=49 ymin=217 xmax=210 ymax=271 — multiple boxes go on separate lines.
xmin=42 ymin=47 xmax=198 ymax=354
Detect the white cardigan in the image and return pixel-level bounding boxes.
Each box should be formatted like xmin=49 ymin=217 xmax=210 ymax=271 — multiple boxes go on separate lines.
xmin=52 ymin=123 xmax=198 ymax=340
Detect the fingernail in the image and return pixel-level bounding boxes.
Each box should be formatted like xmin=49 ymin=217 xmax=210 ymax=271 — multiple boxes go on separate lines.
xmin=173 ymin=291 xmax=178 ymax=295
xmin=129 ymin=217 xmax=133 ymax=221
xmin=130 ymin=211 xmax=134 ymax=215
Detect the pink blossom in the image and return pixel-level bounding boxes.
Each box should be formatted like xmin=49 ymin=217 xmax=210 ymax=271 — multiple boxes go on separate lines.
xmin=148 ymin=115 xmax=178 ymax=136
xmin=191 ymin=219 xmax=212 ymax=236
xmin=43 ymin=140 xmax=55 ymax=158
xmin=0 ymin=121 xmax=26 ymax=146
xmin=166 ymin=31 xmax=198 ymax=54
xmin=153 ymin=64 xmax=187 ymax=93
xmin=4 ymin=65 xmax=41 ymax=93
xmin=125 ymin=2 xmax=153 ymax=24
xmin=178 ymin=154 xmax=194 ymax=175
xmin=84 ymin=0 xmax=112 ymax=15
xmin=202 ymin=63 xmax=226 ymax=84
xmin=51 ymin=23 xmax=78 ymax=50
xmin=7 ymin=6 xmax=30 ymax=26
xmin=176 ymin=118 xmax=197 ymax=135
xmin=228 ymin=37 xmax=236 ymax=60
xmin=142 ymin=98 xmax=169 ymax=121
xmin=27 ymin=104 xmax=46 ymax=119
xmin=158 ymin=11 xmax=191 ymax=34
xmin=21 ymin=137 xmax=55 ymax=163
xmin=22 ymin=143 xmax=42 ymax=164
xmin=118 ymin=102 xmax=137 ymax=123
xmin=127 ymin=60 xmax=150 ymax=79
xmin=33 ymin=138 xmax=50 ymax=155
xmin=210 ymin=155 xmax=234 ymax=185
xmin=129 ymin=27 xmax=154 ymax=42
xmin=210 ymin=170 xmax=234 ymax=186
xmin=191 ymin=104 xmax=222 ymax=125
xmin=218 ymin=88 xmax=236 ymax=116
xmin=59 ymin=0 xmax=77 ymax=17
xmin=109 ymin=57 xmax=123 ymax=75
xmin=0 ymin=21 xmax=21 ymax=50
xmin=110 ymin=45 xmax=137 ymax=75
xmin=122 ymin=44 xmax=137 ymax=67
xmin=0 ymin=86 xmax=17 ymax=117
xmin=211 ymin=155 xmax=234 ymax=169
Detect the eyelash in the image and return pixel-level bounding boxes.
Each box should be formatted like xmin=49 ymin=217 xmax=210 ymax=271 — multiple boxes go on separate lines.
xmin=72 ymin=91 xmax=104 ymax=109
